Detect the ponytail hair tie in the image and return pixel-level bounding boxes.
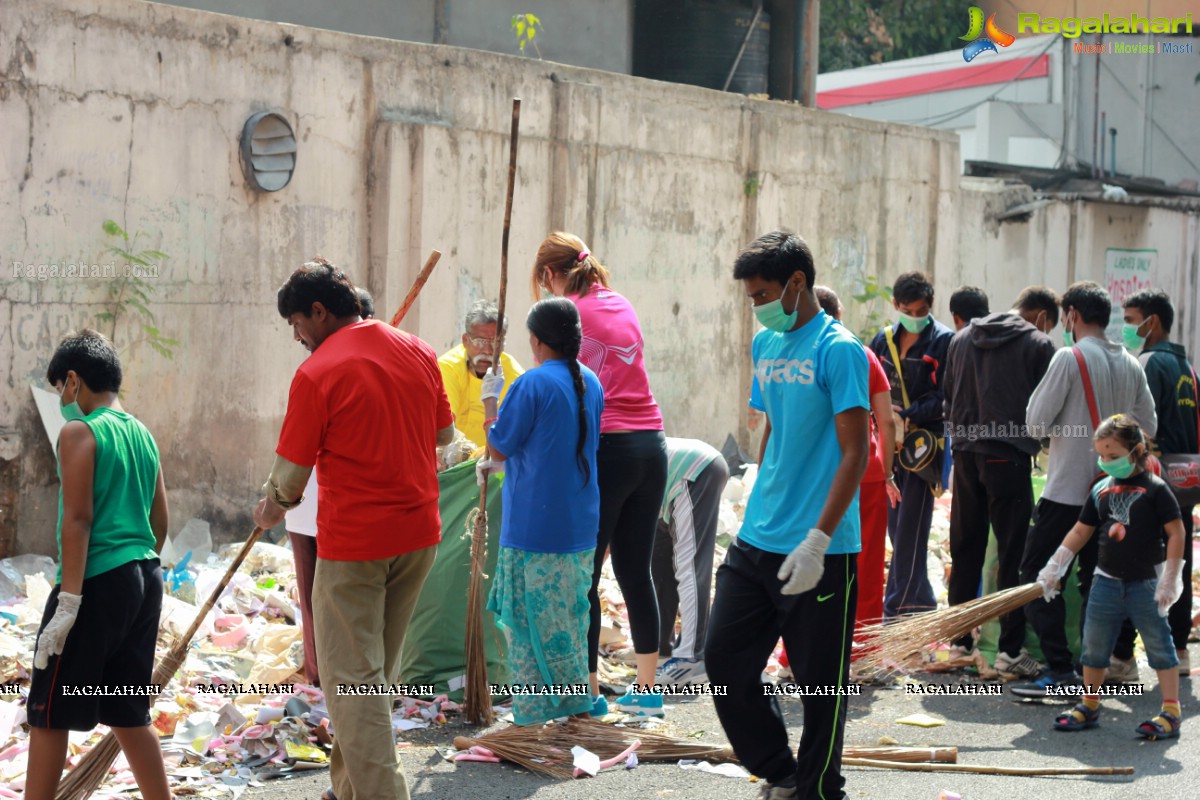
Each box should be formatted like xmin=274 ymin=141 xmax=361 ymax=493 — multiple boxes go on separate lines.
xmin=577 ymin=249 xmax=590 ymax=263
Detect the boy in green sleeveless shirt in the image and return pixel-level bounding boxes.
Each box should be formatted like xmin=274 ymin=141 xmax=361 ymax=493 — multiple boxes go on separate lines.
xmin=26 ymin=330 xmax=170 ymax=800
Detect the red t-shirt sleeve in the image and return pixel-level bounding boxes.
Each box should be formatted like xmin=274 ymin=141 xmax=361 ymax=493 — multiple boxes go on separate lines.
xmin=276 ymin=370 xmax=326 ymax=467
xmin=866 ymin=349 xmax=890 ymax=396
xmin=424 ymin=345 xmax=454 ymax=430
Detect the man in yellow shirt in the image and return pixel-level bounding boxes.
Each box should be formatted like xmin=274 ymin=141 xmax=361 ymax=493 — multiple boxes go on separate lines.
xmin=438 ymin=299 xmax=524 ymax=447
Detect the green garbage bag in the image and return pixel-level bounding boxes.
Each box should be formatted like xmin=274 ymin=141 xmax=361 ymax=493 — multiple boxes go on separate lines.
xmin=399 ymin=459 xmax=509 ymax=699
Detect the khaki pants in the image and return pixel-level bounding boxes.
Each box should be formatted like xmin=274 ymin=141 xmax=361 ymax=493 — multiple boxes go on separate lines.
xmin=313 ymin=546 xmax=437 ymax=800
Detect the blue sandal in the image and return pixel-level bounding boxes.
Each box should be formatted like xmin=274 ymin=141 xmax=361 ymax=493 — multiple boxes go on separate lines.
xmin=1136 ymin=711 xmax=1181 ymax=740
xmin=1054 ymin=703 xmax=1100 ymax=731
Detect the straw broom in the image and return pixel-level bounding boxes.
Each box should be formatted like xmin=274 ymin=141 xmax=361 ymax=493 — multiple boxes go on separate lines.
xmin=54 ymin=526 xmax=266 ymax=800
xmin=465 ymin=97 xmax=522 ymax=726
xmin=854 ymin=583 xmax=1044 ymax=675
xmin=454 ymin=720 xmax=959 ymax=778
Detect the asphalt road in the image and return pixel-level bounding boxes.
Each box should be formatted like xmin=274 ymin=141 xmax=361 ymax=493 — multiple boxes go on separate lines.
xmin=245 ymin=646 xmax=1198 ymax=800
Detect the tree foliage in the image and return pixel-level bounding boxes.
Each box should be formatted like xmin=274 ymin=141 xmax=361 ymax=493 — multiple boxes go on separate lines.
xmin=821 ymin=0 xmax=963 ymax=72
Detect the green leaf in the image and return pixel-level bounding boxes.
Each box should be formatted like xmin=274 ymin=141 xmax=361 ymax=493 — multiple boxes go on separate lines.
xmin=95 ymin=312 xmax=115 ymax=322
xmin=142 ymin=250 xmax=169 ymax=260
xmin=102 ymin=219 xmax=125 ymax=238
xmin=126 ymin=298 xmax=153 ymax=318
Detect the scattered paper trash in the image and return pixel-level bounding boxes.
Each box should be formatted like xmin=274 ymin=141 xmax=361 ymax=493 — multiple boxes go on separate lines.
xmin=571 ymin=746 xmax=601 ymax=777
xmin=679 ymin=760 xmax=751 ymax=779
xmin=937 ymin=791 xmax=962 ymax=800
xmin=896 ymin=714 xmax=946 ymax=728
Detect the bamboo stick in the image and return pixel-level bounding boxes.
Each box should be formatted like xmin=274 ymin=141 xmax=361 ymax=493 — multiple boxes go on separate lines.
xmin=389 ymin=249 xmax=442 ymax=327
xmin=843 ymin=758 xmax=1134 ymax=776
xmin=465 ymin=97 xmax=522 ymax=726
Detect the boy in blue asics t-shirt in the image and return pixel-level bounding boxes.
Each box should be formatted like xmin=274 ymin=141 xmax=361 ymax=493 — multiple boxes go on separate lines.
xmin=707 ymin=231 xmax=870 ymax=800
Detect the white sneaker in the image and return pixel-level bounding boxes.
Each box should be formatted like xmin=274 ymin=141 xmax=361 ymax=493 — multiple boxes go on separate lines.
xmin=1107 ymin=655 xmax=1140 ymax=683
xmin=759 ymin=781 xmax=798 ymax=799
xmin=995 ymin=650 xmax=1043 ymax=679
xmin=657 ymin=657 xmax=708 ymax=685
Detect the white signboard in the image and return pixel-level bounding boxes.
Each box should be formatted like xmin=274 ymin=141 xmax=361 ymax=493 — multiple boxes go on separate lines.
xmin=1104 ymin=248 xmax=1157 ymax=343
xmin=30 ymin=385 xmax=66 ymax=452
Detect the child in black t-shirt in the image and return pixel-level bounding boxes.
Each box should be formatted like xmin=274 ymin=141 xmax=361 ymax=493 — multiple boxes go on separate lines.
xmin=1036 ymin=414 xmax=1185 ymax=739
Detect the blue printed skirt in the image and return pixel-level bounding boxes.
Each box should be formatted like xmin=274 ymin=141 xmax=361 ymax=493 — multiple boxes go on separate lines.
xmin=486 ymin=546 xmax=594 ymax=725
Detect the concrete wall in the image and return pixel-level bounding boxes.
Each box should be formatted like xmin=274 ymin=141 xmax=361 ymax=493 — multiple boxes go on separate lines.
xmin=952 ymin=179 xmax=1200 ymax=356
xmin=0 ymin=0 xmax=961 ymax=554
xmin=156 ymin=0 xmax=633 ymax=74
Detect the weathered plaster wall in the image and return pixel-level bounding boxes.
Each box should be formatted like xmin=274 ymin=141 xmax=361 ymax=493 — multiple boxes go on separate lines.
xmin=1 ymin=0 xmax=960 ymax=553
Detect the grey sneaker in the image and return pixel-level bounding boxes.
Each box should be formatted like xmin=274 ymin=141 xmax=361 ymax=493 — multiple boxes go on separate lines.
xmin=1178 ymin=649 xmax=1192 ymax=676
xmin=995 ymin=650 xmax=1043 ymax=679
xmin=657 ymin=657 xmax=708 ymax=686
xmin=1010 ymin=669 xmax=1080 ymax=699
xmin=1106 ymin=656 xmax=1140 ymax=684
xmin=759 ymin=780 xmax=798 ymax=799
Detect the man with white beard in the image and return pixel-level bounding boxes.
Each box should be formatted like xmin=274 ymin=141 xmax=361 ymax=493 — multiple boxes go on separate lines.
xmin=438 ymin=299 xmax=524 ymax=447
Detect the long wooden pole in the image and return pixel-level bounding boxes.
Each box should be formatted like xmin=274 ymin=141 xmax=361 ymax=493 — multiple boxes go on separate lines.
xmin=842 ymin=758 xmax=1134 ymax=776
xmin=389 ymin=249 xmax=442 ymax=326
xmin=464 ymin=97 xmax=521 ymax=726
xmin=495 ymin=98 xmax=520 ymax=366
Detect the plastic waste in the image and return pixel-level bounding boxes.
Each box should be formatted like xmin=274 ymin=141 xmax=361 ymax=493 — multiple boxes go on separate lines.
xmin=0 ymin=555 xmax=57 ymax=595
xmin=165 ymin=519 xmax=212 ymax=567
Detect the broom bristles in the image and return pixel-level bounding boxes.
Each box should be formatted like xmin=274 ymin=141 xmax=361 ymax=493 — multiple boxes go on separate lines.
xmin=458 ymin=720 xmax=959 ymax=780
xmin=464 ymin=508 xmax=494 ymax=726
xmin=854 ymin=583 xmax=1044 ymax=674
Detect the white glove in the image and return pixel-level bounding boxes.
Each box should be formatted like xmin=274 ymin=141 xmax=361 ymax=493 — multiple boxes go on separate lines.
xmin=481 ymin=365 xmax=505 ymax=402
xmin=777 ymin=529 xmax=831 ymax=595
xmin=1037 ymin=545 xmax=1074 ymax=602
xmin=1155 ymin=558 xmax=1184 ymax=617
xmin=475 ymin=457 xmax=505 ymax=487
xmin=34 ymin=591 xmax=82 ymax=669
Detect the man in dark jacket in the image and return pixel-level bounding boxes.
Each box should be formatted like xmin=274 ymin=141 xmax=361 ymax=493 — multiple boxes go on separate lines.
xmin=869 ymin=272 xmax=954 ymax=617
xmin=1111 ymin=289 xmax=1198 ymax=678
xmin=942 ymin=287 xmax=1058 ymax=675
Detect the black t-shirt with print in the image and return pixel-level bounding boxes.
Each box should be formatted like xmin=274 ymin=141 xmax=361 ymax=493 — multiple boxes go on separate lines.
xmin=1079 ymin=471 xmax=1181 ymax=581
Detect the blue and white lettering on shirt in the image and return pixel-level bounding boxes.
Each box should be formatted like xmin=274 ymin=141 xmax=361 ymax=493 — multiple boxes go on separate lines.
xmin=742 ymin=310 xmax=869 ymax=555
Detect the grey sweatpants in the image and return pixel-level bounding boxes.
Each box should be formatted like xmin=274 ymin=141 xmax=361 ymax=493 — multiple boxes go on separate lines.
xmin=652 ymin=457 xmax=729 ymax=660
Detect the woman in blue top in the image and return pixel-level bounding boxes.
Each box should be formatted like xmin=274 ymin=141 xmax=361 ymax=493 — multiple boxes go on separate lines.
xmin=481 ymin=297 xmax=604 ymax=725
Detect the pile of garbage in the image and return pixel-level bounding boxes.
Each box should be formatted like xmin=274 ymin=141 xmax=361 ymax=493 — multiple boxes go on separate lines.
xmin=0 ymin=520 xmax=462 ymax=798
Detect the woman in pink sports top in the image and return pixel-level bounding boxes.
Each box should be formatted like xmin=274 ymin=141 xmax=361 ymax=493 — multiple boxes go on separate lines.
xmin=533 ymin=231 xmax=668 ymax=717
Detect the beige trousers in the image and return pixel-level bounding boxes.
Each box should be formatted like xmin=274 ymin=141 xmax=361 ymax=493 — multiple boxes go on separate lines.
xmin=313 ymin=545 xmax=437 ymax=800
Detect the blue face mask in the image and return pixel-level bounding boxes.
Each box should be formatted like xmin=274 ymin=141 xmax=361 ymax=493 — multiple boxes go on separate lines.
xmin=753 ymin=282 xmax=799 ymax=332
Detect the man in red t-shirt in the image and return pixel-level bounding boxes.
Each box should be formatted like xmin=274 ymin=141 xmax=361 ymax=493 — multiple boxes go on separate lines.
xmin=253 ymin=258 xmax=454 ymax=800
xmin=815 ymin=288 xmax=899 ymax=631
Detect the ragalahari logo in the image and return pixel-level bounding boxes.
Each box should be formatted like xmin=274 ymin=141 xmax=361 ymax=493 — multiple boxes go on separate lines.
xmin=960 ymin=7 xmax=1015 ymax=62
